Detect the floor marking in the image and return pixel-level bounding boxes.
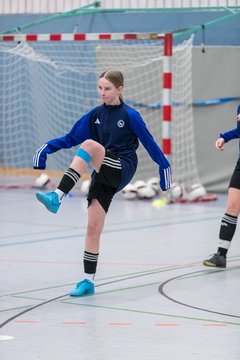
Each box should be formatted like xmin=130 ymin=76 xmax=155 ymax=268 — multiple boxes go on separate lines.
xmin=1 ymin=264 xmax=240 ymax=329
xmin=66 ymin=302 xmax=240 ymax=326
xmin=62 ymin=321 xmax=86 ymax=325
xmin=108 ymin=322 xmax=132 ymax=326
xmin=202 ymin=324 xmax=228 ymax=327
xmin=0 ymin=259 xmax=82 ymax=264
xmin=155 ymin=323 xmax=179 ymax=327
xmin=0 ymin=319 xmax=235 ymax=327
xmin=3 ymin=263 xmax=199 ymax=303
xmin=0 ymin=293 xmax=69 ymax=329
xmin=14 ymin=320 xmax=39 ymax=323
xmin=158 ymin=268 xmax=240 ymax=319
xmin=0 ymin=335 xmax=14 ymax=341
xmin=0 ymin=214 xmax=222 ymax=247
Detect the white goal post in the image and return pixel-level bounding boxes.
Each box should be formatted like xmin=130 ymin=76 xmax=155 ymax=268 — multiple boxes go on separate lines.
xmin=0 ymin=32 xmax=200 ymax=190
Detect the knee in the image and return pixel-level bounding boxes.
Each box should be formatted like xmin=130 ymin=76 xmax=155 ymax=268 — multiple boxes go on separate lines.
xmin=79 ymin=140 xmax=105 ymax=168
xmin=81 ymin=139 xmax=99 ymax=152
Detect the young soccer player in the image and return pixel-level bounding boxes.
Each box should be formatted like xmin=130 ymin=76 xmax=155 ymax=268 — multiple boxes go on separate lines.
xmin=33 ymin=69 xmax=171 ymax=296
xmin=203 ymin=104 xmax=240 ymax=268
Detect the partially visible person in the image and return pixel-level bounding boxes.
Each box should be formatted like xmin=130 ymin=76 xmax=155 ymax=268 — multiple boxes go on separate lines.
xmin=203 ymin=104 xmax=240 ymax=268
xmin=33 ymin=69 xmax=171 ymax=296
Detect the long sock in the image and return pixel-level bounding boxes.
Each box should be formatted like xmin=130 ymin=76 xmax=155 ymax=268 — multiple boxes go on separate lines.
xmin=83 ymin=251 xmax=99 ymax=281
xmin=56 ymin=168 xmax=80 ymax=200
xmin=217 ymin=213 xmax=238 ymax=257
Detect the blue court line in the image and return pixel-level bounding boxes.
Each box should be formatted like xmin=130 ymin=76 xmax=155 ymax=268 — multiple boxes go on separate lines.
xmin=0 ymin=215 xmax=221 ymax=247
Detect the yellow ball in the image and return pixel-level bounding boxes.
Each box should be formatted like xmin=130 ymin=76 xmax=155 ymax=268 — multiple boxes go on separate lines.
xmin=152 ymin=197 xmax=168 ymax=207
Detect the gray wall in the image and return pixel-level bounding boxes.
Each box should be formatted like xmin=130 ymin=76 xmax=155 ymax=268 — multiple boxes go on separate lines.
xmin=192 ymin=47 xmax=240 ymax=192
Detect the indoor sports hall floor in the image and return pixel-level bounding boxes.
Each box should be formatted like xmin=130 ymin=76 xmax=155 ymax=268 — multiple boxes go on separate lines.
xmin=1 ymin=188 xmax=239 ymax=359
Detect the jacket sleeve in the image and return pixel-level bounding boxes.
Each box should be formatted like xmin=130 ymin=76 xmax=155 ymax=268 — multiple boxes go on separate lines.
xmin=220 ymin=105 xmax=240 ymax=142
xmin=220 ymin=128 xmax=240 ymax=143
xmin=128 ymin=109 xmax=171 ymax=191
xmin=33 ymin=113 xmax=92 ymax=169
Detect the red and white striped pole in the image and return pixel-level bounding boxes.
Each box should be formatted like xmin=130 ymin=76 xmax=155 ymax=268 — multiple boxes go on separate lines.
xmin=162 ymin=33 xmax=173 ymax=156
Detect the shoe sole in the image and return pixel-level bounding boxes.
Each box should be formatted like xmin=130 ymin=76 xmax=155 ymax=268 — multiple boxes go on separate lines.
xmin=69 ymin=289 xmax=95 ymax=297
xmin=36 ymin=193 xmax=59 ymax=214
xmin=203 ymin=260 xmax=226 ymax=268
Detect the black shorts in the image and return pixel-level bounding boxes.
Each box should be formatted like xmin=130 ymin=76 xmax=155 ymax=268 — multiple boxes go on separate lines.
xmin=229 ymin=162 xmax=240 ymax=189
xmin=87 ymin=149 xmax=122 ymax=213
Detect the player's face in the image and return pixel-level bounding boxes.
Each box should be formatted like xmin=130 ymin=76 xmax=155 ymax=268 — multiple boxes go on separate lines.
xmin=98 ymin=78 xmax=122 ymax=105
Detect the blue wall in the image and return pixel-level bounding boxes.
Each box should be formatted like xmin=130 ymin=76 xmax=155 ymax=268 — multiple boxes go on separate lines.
xmin=0 ymin=10 xmax=240 ymax=45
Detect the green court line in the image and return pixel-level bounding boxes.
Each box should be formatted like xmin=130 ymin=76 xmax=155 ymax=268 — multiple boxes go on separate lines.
xmin=11 ymin=295 xmax=54 ymax=302
xmin=0 ymin=305 xmax=35 ymax=313
xmin=1 ymin=266 xmax=240 ymax=325
xmin=1 ymin=281 xmax=159 ymax=312
xmin=0 ymin=264 xmax=197 ymax=313
xmin=2 ymin=263 xmax=199 ymax=297
xmin=62 ymin=301 xmax=240 ymax=327
xmin=3 ymin=279 xmax=240 ymax=326
xmin=3 ymin=259 xmax=240 ymax=298
xmin=5 ymin=283 xmax=74 ymax=296
xmin=174 ymin=265 xmax=240 ymax=280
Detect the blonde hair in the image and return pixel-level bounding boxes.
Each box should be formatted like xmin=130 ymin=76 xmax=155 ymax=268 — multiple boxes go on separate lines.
xmin=99 ymin=70 xmax=124 ymax=99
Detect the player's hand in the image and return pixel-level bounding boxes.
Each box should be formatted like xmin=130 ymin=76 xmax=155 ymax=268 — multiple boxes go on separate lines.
xmin=237 ymin=110 xmax=240 ymax=134
xmin=159 ymin=165 xmax=171 ymax=191
xmin=215 ymin=138 xmax=225 ymax=151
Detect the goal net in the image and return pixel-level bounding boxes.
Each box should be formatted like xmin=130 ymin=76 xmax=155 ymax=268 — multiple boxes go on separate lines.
xmin=0 ymin=33 xmax=200 ymax=190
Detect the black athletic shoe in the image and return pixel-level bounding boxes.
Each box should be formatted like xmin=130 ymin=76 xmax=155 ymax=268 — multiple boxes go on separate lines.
xmin=203 ymin=253 xmax=226 ymax=268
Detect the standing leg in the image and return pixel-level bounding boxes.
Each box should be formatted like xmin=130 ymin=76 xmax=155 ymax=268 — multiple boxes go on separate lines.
xmin=203 ymin=187 xmax=240 ymax=267
xmin=69 ymin=200 xmax=106 ymax=297
xmin=69 ymin=150 xmax=122 ymax=297
xmin=217 ymin=187 xmax=240 ymax=255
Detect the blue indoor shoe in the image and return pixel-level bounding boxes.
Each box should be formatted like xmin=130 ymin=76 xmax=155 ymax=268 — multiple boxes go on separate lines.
xmin=69 ymin=279 xmax=95 ymax=297
xmin=36 ymin=191 xmax=60 ymax=214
